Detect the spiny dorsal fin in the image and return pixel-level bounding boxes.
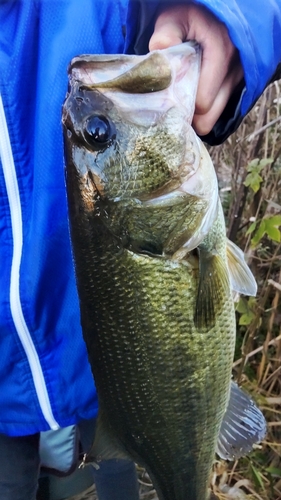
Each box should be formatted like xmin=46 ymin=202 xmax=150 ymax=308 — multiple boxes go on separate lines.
xmin=194 ymin=250 xmax=230 ymax=331
xmin=226 ymin=239 xmax=257 ymax=296
xmin=216 ymin=381 xmax=266 ymax=461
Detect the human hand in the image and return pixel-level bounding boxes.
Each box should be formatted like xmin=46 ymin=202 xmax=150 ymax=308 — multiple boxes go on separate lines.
xmin=149 ymin=4 xmax=243 ymax=136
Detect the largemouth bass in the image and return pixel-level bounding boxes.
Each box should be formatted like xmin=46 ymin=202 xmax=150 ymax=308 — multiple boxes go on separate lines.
xmin=63 ymin=43 xmax=266 ymax=500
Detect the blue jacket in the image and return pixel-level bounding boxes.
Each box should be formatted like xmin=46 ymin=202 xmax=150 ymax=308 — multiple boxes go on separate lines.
xmin=0 ymin=0 xmax=280 ymax=437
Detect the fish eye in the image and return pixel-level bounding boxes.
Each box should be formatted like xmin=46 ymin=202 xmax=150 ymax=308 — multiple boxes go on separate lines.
xmin=83 ymin=114 xmax=114 ymax=148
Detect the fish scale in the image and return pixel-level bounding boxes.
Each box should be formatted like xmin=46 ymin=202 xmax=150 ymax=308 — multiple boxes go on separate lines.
xmin=100 ymin=123 xmax=183 ymax=199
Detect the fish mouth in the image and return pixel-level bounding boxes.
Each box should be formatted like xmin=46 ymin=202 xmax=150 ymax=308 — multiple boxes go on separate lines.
xmin=67 ymin=42 xmax=201 ymax=125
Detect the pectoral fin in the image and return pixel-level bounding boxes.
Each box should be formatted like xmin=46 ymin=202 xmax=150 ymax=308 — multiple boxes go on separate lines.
xmin=226 ymin=239 xmax=257 ymax=296
xmin=216 ymin=382 xmax=266 ymax=461
xmin=194 ymin=250 xmax=230 ymax=331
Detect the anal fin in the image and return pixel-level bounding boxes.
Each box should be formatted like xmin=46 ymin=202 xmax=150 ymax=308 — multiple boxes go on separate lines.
xmin=216 ymin=381 xmax=266 ymax=461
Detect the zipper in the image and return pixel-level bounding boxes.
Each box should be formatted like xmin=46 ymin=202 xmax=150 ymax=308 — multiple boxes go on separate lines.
xmin=0 ymin=94 xmax=59 ymax=431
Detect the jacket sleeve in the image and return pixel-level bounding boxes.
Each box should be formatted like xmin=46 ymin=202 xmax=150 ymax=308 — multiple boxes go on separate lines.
xmin=125 ymin=0 xmax=281 ymax=145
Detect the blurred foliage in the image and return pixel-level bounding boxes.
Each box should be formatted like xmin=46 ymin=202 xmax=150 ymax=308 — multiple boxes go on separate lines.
xmin=244 ymin=158 xmax=273 ymax=194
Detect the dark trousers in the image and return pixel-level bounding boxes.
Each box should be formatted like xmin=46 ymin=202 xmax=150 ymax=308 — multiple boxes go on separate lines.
xmin=92 ymin=459 xmax=140 ymax=500
xmin=0 ymin=432 xmax=139 ymax=500
xmin=0 ymin=433 xmax=40 ymax=500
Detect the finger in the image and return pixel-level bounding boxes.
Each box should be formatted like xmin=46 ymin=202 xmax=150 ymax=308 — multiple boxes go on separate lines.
xmin=149 ymin=29 xmax=182 ymax=51
xmin=193 ymin=65 xmax=244 ymax=135
xmin=195 ymin=40 xmax=238 ymax=116
xmin=149 ymin=7 xmax=187 ymax=51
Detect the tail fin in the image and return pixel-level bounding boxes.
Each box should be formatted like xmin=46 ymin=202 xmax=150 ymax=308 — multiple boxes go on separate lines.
xmin=216 ymin=382 xmax=266 ymax=461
